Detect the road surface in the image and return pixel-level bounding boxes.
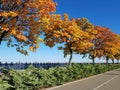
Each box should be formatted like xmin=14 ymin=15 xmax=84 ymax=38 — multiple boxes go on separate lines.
xmin=47 ymin=69 xmax=120 ymax=90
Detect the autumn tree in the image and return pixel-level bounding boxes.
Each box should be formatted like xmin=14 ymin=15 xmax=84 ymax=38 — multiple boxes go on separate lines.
xmin=43 ymin=14 xmax=96 ymax=65
xmin=92 ymin=26 xmax=120 ymax=65
xmin=75 ymin=18 xmax=98 ymax=65
xmin=40 ymin=14 xmax=63 ymax=48
xmin=0 ymin=0 xmax=56 ymax=55
xmin=59 ymin=16 xmax=95 ymax=65
xmin=113 ymin=34 xmax=120 ymax=64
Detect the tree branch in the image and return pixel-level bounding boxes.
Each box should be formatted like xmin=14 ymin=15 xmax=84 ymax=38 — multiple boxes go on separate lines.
xmin=0 ymin=31 xmax=9 ymax=45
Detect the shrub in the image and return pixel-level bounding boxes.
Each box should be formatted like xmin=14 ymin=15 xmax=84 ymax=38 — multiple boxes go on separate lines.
xmin=0 ymin=63 xmax=120 ymax=89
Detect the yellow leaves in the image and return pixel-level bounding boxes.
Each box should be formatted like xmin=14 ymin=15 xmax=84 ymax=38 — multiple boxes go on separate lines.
xmin=16 ymin=34 xmax=28 ymax=41
xmin=1 ymin=25 xmax=9 ymax=31
xmin=53 ymin=14 xmax=62 ymax=20
xmin=37 ymin=37 xmax=43 ymax=42
xmin=29 ymin=36 xmax=43 ymax=52
xmin=61 ymin=32 xmax=69 ymax=37
xmin=11 ymin=29 xmax=16 ymax=35
xmin=41 ymin=17 xmax=50 ymax=24
xmin=29 ymin=46 xmax=36 ymax=52
xmin=29 ymin=46 xmax=34 ymax=51
xmin=91 ymin=29 xmax=98 ymax=35
xmin=9 ymin=12 xmax=18 ymax=17
xmin=64 ymin=14 xmax=69 ymax=21
xmin=0 ymin=11 xmax=18 ymax=18
xmin=86 ymin=29 xmax=98 ymax=35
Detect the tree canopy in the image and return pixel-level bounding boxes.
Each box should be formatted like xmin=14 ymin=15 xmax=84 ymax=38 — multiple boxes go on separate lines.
xmin=0 ymin=0 xmax=120 ymax=64
xmin=0 ymin=0 xmax=56 ymax=55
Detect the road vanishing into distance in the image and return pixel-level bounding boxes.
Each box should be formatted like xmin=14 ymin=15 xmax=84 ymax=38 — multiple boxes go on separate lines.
xmin=47 ymin=69 xmax=120 ymax=90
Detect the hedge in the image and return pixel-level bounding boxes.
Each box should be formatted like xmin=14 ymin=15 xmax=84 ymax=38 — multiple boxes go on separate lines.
xmin=0 ymin=63 xmax=120 ymax=90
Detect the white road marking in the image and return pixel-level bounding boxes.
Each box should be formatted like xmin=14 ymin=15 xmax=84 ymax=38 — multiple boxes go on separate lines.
xmin=93 ymin=75 xmax=119 ymax=90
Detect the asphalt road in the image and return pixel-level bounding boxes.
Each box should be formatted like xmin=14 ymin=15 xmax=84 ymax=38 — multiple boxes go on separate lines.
xmin=47 ymin=69 xmax=120 ymax=90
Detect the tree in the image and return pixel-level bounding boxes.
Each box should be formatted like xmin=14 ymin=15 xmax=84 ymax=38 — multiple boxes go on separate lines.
xmin=113 ymin=34 xmax=120 ymax=64
xmin=93 ymin=26 xmax=119 ymax=65
xmin=75 ymin=18 xmax=98 ymax=65
xmin=0 ymin=0 xmax=56 ymax=55
xmin=60 ymin=17 xmax=94 ymax=65
xmin=41 ymin=14 xmax=63 ymax=48
xmin=43 ymin=14 xmax=95 ymax=65
xmin=115 ymin=50 xmax=120 ymax=64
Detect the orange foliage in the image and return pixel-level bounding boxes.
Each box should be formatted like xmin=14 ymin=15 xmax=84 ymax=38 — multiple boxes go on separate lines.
xmin=92 ymin=26 xmax=119 ymax=60
xmin=43 ymin=14 xmax=96 ymax=64
xmin=0 ymin=0 xmax=120 ymax=64
xmin=0 ymin=0 xmax=56 ymax=54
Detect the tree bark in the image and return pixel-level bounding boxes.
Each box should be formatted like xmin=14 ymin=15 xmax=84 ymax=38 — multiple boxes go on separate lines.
xmin=68 ymin=50 xmax=73 ymax=66
xmin=117 ymin=60 xmax=119 ymax=64
xmin=112 ymin=60 xmax=114 ymax=64
xmin=106 ymin=57 xmax=109 ymax=66
xmin=92 ymin=56 xmax=95 ymax=66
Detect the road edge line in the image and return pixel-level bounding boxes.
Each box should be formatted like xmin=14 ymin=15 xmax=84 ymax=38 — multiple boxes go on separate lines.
xmin=93 ymin=75 xmax=119 ymax=90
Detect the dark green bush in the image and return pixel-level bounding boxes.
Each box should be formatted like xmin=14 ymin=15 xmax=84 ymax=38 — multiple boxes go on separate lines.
xmin=0 ymin=63 xmax=120 ymax=90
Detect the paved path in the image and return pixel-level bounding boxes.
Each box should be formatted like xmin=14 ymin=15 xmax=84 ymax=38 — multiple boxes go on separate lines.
xmin=47 ymin=69 xmax=120 ymax=90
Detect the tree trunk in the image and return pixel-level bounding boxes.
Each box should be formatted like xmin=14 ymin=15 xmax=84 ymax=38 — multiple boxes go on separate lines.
xmin=106 ymin=57 xmax=109 ymax=66
xmin=117 ymin=60 xmax=119 ymax=64
xmin=92 ymin=56 xmax=95 ymax=66
xmin=68 ymin=50 xmax=73 ymax=66
xmin=112 ymin=60 xmax=114 ymax=64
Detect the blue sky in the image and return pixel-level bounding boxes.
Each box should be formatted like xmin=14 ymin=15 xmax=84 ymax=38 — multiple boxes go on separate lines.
xmin=0 ymin=0 xmax=120 ymax=63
